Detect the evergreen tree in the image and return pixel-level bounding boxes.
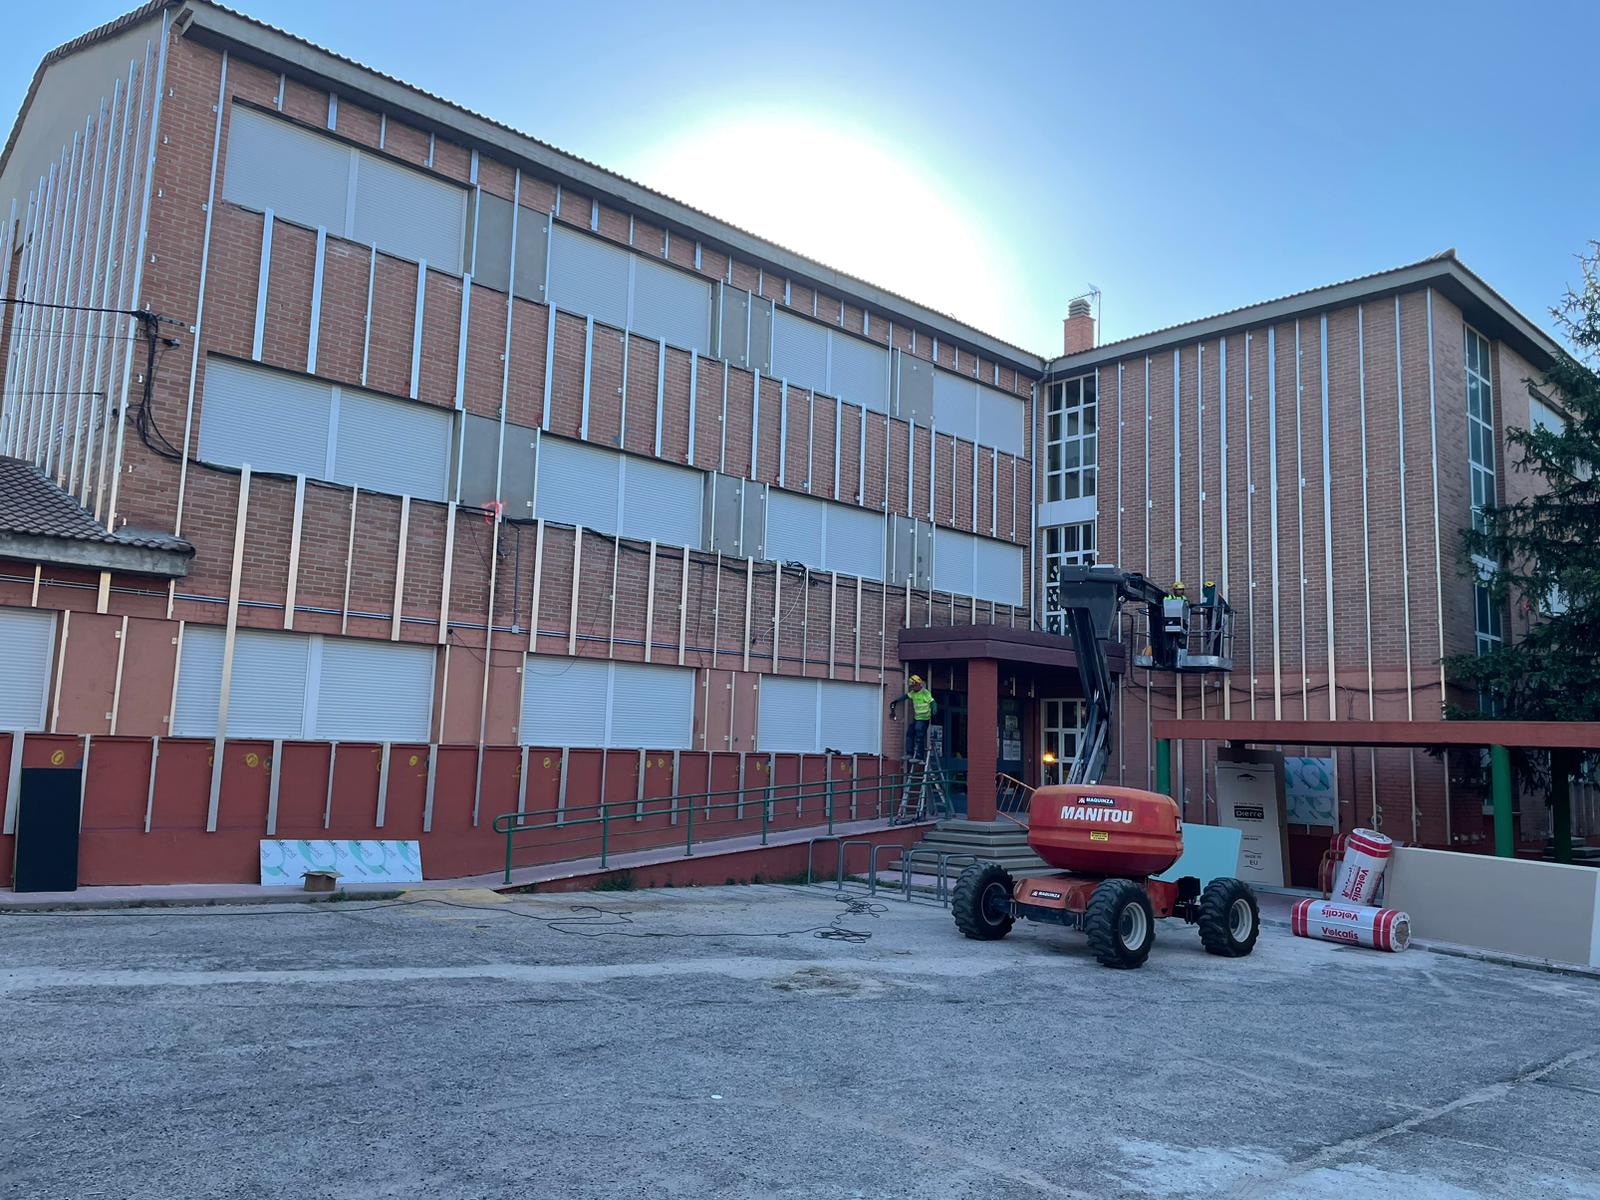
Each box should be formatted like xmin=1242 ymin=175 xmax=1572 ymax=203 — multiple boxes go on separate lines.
xmin=1445 ymin=244 xmax=1600 ymax=846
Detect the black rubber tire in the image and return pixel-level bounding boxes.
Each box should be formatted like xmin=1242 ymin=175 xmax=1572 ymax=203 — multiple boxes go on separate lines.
xmin=1198 ymin=877 xmax=1260 ymax=957
xmin=1084 ymin=878 xmax=1156 ymax=969
xmin=951 ymin=863 xmax=1015 ymax=940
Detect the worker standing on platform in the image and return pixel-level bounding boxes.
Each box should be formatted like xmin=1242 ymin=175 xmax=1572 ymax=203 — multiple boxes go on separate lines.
xmin=892 ymin=675 xmax=938 ymax=763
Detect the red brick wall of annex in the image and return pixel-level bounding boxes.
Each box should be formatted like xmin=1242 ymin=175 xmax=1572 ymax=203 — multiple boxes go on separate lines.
xmin=1074 ymin=288 xmax=1499 ymax=851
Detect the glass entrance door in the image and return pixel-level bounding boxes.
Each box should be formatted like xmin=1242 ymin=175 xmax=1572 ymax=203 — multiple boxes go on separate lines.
xmin=1040 ymin=699 xmax=1085 ymax=788
xmin=933 ymin=688 xmax=968 ymax=814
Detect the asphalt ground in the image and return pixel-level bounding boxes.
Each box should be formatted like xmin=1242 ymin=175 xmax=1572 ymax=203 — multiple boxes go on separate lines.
xmin=2 ymin=884 xmax=1597 ymax=1199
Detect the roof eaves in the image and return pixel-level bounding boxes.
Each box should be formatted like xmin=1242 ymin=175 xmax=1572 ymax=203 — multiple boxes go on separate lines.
xmin=171 ymin=1 xmax=1047 ymax=374
xmin=1045 ymin=253 xmax=1565 ymax=377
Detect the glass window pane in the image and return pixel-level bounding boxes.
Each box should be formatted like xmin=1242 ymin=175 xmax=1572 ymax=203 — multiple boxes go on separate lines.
xmin=1085 ymin=469 xmax=1097 ymax=498
xmin=1064 ymin=474 xmax=1079 ymax=500
xmin=1082 ymin=376 xmax=1096 ymax=404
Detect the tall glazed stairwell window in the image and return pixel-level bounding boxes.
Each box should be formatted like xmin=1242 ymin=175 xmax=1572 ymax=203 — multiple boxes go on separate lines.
xmin=1465 ymin=327 xmax=1501 ymax=667
xmin=1046 ymin=375 xmax=1097 ymax=502
xmin=1042 ymin=522 xmax=1097 ymax=635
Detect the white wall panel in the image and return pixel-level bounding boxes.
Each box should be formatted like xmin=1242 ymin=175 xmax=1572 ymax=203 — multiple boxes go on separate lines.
xmin=312 ymin=638 xmax=434 ymax=742
xmin=222 ymin=105 xmax=349 ymax=233
xmin=548 ymin=226 xmax=629 ymax=329
xmin=332 ymin=388 xmax=451 ymax=501
xmin=0 ymin=608 xmax=55 ymax=731
xmin=199 ymin=358 xmax=331 ymax=479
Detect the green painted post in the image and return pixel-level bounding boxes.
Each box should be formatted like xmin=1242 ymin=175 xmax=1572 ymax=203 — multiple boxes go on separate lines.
xmin=685 ymin=795 xmax=694 ymax=857
xmin=1552 ymin=750 xmax=1573 ymax=865
xmin=600 ymin=804 xmax=609 ymax=868
xmin=1490 ymin=744 xmax=1514 ymax=858
xmin=503 ymin=820 xmax=513 ymax=885
xmin=1155 ymin=739 xmax=1173 ymax=799
xmin=826 ymin=775 xmax=835 ymax=836
xmin=761 ymin=785 xmax=771 ymax=845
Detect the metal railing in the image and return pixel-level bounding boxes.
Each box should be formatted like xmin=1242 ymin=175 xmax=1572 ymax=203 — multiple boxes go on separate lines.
xmin=491 ymin=772 xmax=917 ymax=884
xmin=996 ymin=772 xmax=1034 ymax=827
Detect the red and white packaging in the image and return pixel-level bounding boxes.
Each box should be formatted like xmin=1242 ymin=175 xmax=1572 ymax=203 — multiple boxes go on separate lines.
xmin=1332 ymin=828 xmax=1393 ymax=905
xmin=1291 ymin=898 xmax=1410 ymax=952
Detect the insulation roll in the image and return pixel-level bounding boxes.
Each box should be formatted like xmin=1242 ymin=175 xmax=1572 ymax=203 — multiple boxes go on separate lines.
xmin=1291 ymin=897 xmax=1410 ymax=952
xmin=1332 ymin=828 xmax=1393 ymax=905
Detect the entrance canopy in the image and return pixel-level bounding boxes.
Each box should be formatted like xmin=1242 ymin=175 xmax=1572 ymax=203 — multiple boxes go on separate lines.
xmin=900 ymin=623 xmax=1127 ymax=673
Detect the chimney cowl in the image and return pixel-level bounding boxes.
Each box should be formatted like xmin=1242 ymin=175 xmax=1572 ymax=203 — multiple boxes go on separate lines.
xmin=1067 ymin=297 xmax=1092 ymax=319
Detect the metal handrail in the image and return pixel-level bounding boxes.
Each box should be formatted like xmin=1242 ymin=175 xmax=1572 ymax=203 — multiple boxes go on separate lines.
xmin=491 ymin=772 xmax=915 ymax=883
xmin=996 ymin=772 xmax=1034 ymax=828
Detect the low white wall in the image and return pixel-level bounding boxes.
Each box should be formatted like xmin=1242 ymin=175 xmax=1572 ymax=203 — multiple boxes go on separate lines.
xmin=1385 ymin=847 xmax=1600 ymax=967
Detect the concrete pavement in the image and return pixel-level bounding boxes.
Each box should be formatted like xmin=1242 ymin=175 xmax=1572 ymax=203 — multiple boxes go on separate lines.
xmin=2 ymin=884 xmax=1597 ymax=1198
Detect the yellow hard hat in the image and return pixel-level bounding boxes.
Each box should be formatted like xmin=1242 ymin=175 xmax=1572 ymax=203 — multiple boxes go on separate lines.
xmin=909 ymin=674 xmax=924 ymax=685
xmin=1172 ymin=580 xmax=1185 ymax=590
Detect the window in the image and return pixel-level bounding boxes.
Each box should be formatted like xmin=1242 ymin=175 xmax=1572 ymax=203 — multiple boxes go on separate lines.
xmin=223 ymin=105 xmax=467 ymax=272
xmin=931 ymin=370 xmax=1027 ymax=456
xmin=534 ymin=436 xmax=704 ymax=547
xmin=1046 ymin=374 xmax=1097 ymax=502
xmin=931 ymin=528 xmax=1024 ymax=605
xmin=1042 ymin=522 xmax=1098 ymax=635
xmin=1040 ymin=699 xmax=1085 ymax=787
xmin=172 ymin=627 xmax=435 ymax=742
xmin=199 ymin=358 xmax=452 ymax=500
xmin=519 ymin=655 xmax=695 ymax=749
xmin=765 ymin=489 xmax=886 ymax=581
xmin=756 ymin=676 xmax=881 ymax=754
xmin=545 ymin=226 xmax=714 ymax=354
xmin=770 ymin=311 xmax=890 ymax=413
xmin=1465 ymin=328 xmax=1496 ymax=535
xmin=0 ymin=607 xmax=55 ymax=731
xmin=1465 ymin=328 xmax=1502 ymax=668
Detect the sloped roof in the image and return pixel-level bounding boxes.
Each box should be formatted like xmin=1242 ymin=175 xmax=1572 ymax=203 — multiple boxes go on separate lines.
xmin=0 ymin=455 xmax=192 ymax=574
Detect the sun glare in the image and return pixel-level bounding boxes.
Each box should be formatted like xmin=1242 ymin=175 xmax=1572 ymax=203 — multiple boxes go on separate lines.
xmin=624 ymin=110 xmax=1028 ymax=346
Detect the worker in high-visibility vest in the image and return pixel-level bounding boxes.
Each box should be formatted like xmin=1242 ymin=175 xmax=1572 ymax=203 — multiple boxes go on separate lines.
xmin=891 ymin=675 xmax=938 ymax=763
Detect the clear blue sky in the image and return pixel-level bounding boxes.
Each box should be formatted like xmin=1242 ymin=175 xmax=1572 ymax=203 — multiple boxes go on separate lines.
xmin=10 ymin=1 xmax=1598 ymax=355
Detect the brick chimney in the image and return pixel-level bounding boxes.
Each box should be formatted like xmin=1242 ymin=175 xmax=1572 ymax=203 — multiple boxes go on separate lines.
xmin=1063 ymin=297 xmax=1095 ymax=355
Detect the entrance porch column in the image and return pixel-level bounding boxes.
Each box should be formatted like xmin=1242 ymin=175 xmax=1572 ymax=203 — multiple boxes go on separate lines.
xmin=967 ymin=658 xmax=999 ymax=821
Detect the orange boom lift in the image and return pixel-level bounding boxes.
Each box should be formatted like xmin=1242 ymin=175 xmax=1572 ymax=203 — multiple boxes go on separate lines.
xmin=949 ymin=567 xmax=1259 ymax=968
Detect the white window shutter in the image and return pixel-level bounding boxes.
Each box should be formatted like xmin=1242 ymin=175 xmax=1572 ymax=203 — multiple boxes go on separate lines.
xmin=0 ymin=608 xmax=55 ymax=731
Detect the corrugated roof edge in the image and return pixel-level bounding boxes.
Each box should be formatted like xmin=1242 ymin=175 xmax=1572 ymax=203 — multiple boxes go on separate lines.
xmin=1045 ymin=250 xmax=1566 ymax=377
xmin=0 ymin=0 xmax=1047 ymax=373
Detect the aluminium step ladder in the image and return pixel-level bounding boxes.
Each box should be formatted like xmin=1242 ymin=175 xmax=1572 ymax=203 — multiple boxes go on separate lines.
xmin=894 ymin=731 xmax=953 ymax=825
